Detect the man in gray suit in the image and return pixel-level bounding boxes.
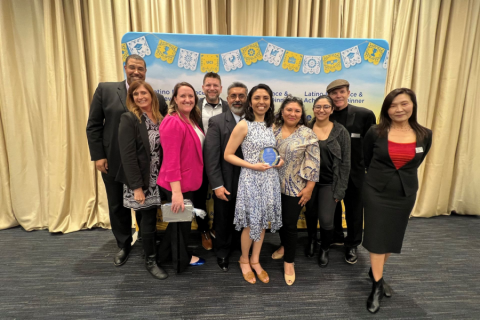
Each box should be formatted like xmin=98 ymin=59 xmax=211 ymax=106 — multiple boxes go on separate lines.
xmin=193 ymin=72 xmax=229 ymax=250
xmin=86 ymin=54 xmax=167 ymax=266
xmin=204 ymin=82 xmax=247 ymax=271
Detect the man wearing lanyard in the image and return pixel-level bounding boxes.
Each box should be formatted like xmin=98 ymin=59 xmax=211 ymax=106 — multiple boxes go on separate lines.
xmin=193 ymin=72 xmax=229 ymax=250
xmin=327 ymin=79 xmax=376 ymax=264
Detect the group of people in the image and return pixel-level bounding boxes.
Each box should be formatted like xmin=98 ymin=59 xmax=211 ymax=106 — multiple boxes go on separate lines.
xmin=86 ymin=54 xmax=432 ymax=313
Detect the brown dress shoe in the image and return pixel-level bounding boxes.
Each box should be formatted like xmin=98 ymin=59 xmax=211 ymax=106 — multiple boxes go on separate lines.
xmin=201 ymin=231 xmax=212 ymax=250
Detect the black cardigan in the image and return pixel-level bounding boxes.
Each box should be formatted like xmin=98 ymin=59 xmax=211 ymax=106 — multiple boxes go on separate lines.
xmin=363 ymin=125 xmax=432 ymax=196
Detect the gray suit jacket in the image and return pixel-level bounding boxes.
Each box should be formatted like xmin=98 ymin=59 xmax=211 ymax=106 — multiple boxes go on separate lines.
xmin=86 ymin=80 xmax=167 ymax=178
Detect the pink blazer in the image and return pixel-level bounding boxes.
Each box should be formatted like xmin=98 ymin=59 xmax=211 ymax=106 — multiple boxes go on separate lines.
xmin=157 ymin=113 xmax=204 ymax=193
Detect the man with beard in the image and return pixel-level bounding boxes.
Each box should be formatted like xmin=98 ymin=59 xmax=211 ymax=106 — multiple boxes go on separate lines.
xmin=204 ymin=82 xmax=247 ymax=271
xmin=193 ymin=72 xmax=229 ymax=250
xmin=86 ymin=54 xmax=168 ymax=266
xmin=327 ymin=79 xmax=376 ymax=264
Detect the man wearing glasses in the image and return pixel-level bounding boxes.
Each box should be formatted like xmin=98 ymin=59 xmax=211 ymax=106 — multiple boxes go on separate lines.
xmin=327 ymin=79 xmax=376 ymax=264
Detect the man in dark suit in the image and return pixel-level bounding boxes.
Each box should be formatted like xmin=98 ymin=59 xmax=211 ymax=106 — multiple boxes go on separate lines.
xmin=204 ymin=82 xmax=247 ymax=271
xmin=193 ymin=72 xmax=229 ymax=251
xmin=86 ymin=54 xmax=168 ymax=266
xmin=327 ymin=79 xmax=377 ymax=264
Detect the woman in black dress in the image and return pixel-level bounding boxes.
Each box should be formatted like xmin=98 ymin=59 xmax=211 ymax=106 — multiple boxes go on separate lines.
xmin=363 ymin=88 xmax=432 ymax=313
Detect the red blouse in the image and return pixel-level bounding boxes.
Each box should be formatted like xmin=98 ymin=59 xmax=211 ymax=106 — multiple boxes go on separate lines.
xmin=388 ymin=140 xmax=416 ymax=169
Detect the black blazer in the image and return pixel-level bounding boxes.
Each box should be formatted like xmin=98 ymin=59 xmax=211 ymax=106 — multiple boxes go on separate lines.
xmin=86 ymin=80 xmax=168 ymax=178
xmin=331 ymin=104 xmax=377 ymax=188
xmin=203 ymin=110 xmax=243 ymax=201
xmin=116 ymin=112 xmax=163 ymax=190
xmin=197 ymin=97 xmax=229 ymax=132
xmin=363 ymin=126 xmax=432 ymax=197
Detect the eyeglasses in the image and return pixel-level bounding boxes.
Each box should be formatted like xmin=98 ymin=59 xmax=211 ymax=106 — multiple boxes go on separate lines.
xmin=229 ymin=94 xmax=246 ymax=100
xmin=313 ymin=105 xmax=332 ymax=111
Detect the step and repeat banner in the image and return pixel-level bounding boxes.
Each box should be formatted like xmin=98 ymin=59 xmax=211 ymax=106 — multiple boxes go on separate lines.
xmin=120 ymin=32 xmax=389 ymax=229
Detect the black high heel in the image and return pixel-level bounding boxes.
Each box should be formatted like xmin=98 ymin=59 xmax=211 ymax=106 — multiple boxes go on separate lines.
xmin=367 ymin=277 xmax=384 ymax=313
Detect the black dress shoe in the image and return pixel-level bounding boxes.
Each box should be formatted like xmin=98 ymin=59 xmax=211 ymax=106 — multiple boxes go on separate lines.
xmin=345 ymin=247 xmax=358 ymax=264
xmin=318 ymin=248 xmax=329 ymax=268
xmin=368 ymin=268 xmax=392 ymax=297
xmin=367 ymin=277 xmax=384 ymax=313
xmin=114 ymin=247 xmax=130 ymax=266
xmin=217 ymin=257 xmax=229 ymax=272
xmin=146 ymin=256 xmax=168 ymax=280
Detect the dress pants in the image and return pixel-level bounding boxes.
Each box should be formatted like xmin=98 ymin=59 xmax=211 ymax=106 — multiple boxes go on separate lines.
xmin=102 ymin=173 xmax=141 ymax=249
xmin=279 ymin=194 xmax=303 ymax=263
xmin=156 ymin=189 xmax=194 ymax=273
xmin=333 ymin=178 xmax=364 ymax=248
xmin=212 ymin=193 xmax=240 ymax=258
xmin=192 ymin=168 xmax=210 ymax=233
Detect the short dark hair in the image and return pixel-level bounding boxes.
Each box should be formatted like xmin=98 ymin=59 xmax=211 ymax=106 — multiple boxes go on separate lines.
xmin=244 ymin=84 xmax=275 ymax=127
xmin=125 ymin=54 xmax=146 ymax=67
xmin=377 ymin=88 xmax=428 ymax=141
xmin=203 ymin=72 xmax=221 ymax=84
xmin=227 ymin=82 xmax=248 ymax=96
xmin=274 ymin=95 xmax=307 ymax=127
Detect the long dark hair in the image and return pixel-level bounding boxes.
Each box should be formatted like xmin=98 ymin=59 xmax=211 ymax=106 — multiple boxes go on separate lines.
xmin=377 ymin=88 xmax=428 ymax=141
xmin=307 ymin=95 xmax=334 ymax=129
xmin=244 ymin=83 xmax=275 ymax=127
xmin=274 ymin=95 xmax=308 ymax=127
xmin=169 ymin=82 xmax=201 ymax=125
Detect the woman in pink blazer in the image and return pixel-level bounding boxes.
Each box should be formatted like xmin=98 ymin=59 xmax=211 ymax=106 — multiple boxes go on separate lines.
xmin=156 ymin=82 xmax=206 ymax=273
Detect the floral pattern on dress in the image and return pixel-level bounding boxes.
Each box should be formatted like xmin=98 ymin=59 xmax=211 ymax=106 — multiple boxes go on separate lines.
xmin=234 ymin=120 xmax=282 ymax=241
xmin=123 ymin=114 xmax=162 ymax=210
xmin=274 ymin=125 xmax=320 ymax=196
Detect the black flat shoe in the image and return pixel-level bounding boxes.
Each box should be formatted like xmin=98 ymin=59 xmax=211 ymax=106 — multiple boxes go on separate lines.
xmin=367 ymin=277 xmax=384 ymax=313
xmin=318 ymin=248 xmax=329 ymax=268
xmin=345 ymin=247 xmax=358 ymax=264
xmin=217 ymin=257 xmax=229 ymax=272
xmin=114 ymin=247 xmax=130 ymax=266
xmin=368 ymin=268 xmax=392 ymax=297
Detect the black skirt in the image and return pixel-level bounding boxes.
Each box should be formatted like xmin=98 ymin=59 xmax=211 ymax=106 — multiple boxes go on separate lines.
xmin=362 ymin=172 xmax=416 ymax=254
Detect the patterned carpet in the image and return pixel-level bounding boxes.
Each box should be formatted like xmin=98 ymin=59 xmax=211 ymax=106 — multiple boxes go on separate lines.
xmin=1 ymin=214 xmax=479 ymax=319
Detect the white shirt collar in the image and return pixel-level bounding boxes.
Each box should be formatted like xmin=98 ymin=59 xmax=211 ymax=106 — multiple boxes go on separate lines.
xmin=202 ymin=98 xmax=222 ymax=109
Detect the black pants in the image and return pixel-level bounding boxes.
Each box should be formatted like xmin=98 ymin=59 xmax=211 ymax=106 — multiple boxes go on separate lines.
xmin=102 ymin=173 xmax=141 ymax=249
xmin=333 ymin=178 xmax=364 ymax=248
xmin=305 ymin=184 xmax=337 ymax=234
xmin=136 ymin=207 xmax=157 ymax=257
xmin=279 ymin=194 xmax=303 ymax=263
xmin=192 ymin=168 xmax=210 ymax=233
xmin=212 ymin=193 xmax=240 ymax=258
xmin=156 ymin=189 xmax=193 ymax=273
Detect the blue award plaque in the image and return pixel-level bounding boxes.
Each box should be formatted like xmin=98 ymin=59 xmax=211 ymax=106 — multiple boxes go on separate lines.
xmin=259 ymin=147 xmax=280 ymax=166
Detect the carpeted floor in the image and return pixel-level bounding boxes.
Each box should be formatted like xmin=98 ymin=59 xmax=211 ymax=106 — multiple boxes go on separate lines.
xmin=1 ymin=214 xmax=480 ymax=319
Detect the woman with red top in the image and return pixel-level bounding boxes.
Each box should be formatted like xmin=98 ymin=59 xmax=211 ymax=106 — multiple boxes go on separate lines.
xmin=363 ymin=88 xmax=432 ymax=313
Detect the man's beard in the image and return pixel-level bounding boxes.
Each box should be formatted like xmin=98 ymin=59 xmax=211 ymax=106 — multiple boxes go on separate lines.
xmin=231 ymin=104 xmax=244 ymax=115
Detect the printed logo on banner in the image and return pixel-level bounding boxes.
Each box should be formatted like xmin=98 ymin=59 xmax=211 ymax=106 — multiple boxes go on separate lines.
xmin=282 ymin=51 xmax=303 ymax=72
xmin=122 ymin=43 xmax=129 ymax=63
xmin=364 ymin=42 xmax=385 ymax=65
xmin=221 ymin=49 xmax=243 ymax=72
xmin=178 ymin=48 xmax=199 ymax=71
xmin=155 ymin=39 xmax=178 ymax=64
xmin=323 ymin=53 xmax=342 ymax=73
xmin=240 ymin=42 xmax=263 ymax=65
xmin=126 ymin=36 xmax=151 ymax=58
xmin=200 ymin=54 xmax=220 ymax=73
xmin=341 ymin=46 xmax=362 ymax=68
xmin=263 ymin=43 xmax=285 ymax=66
xmin=383 ymin=50 xmax=390 ymax=69
xmin=302 ymin=55 xmax=322 ymax=74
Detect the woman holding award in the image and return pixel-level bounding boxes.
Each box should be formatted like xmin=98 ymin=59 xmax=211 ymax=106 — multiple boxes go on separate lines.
xmin=304 ymin=95 xmax=351 ymax=268
xmin=224 ymin=83 xmax=283 ymax=284
xmin=271 ymin=96 xmax=320 ymax=286
xmin=117 ymin=80 xmax=167 ymax=280
xmin=156 ymin=82 xmax=205 ymax=273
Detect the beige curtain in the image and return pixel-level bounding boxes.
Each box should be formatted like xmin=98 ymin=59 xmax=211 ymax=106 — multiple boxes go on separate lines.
xmin=1 ymin=0 xmax=479 ymax=233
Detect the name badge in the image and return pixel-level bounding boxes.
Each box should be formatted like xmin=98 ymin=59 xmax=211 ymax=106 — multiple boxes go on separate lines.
xmin=415 ymin=147 xmax=424 ymax=153
xmin=351 ymin=133 xmax=361 ymax=138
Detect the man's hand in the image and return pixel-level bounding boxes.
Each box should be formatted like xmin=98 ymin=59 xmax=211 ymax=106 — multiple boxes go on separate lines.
xmin=95 ymin=159 xmax=108 ymax=174
xmin=214 ymin=187 xmax=231 ymax=201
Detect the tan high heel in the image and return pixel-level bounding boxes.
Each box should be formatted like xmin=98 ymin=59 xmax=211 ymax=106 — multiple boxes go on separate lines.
xmin=284 ymin=263 xmax=295 ymax=286
xmin=271 ymin=248 xmax=284 ymax=260
xmin=250 ymin=262 xmax=269 ymax=283
xmin=238 ymin=260 xmax=256 ymax=284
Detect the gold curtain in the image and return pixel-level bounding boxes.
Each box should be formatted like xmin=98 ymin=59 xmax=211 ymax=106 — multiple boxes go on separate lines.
xmin=1 ymin=0 xmax=479 ymax=233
